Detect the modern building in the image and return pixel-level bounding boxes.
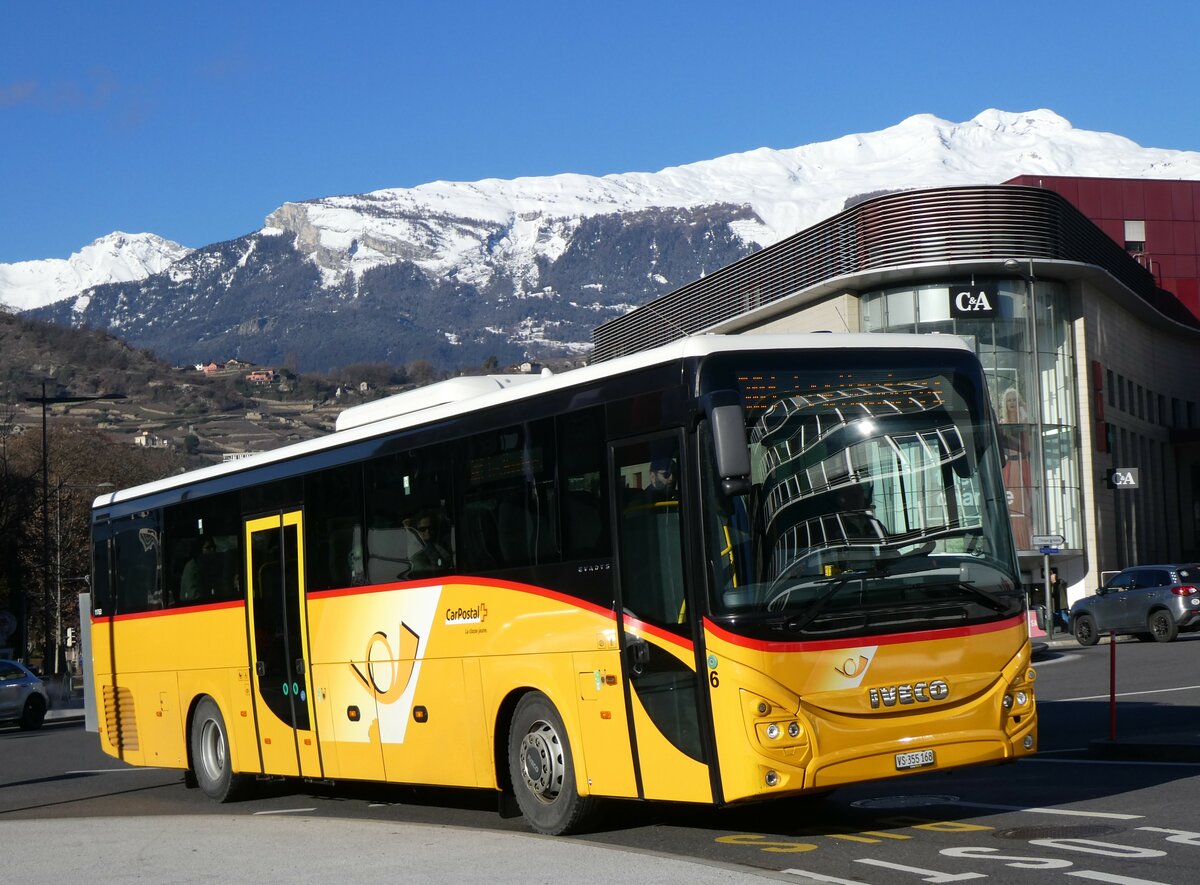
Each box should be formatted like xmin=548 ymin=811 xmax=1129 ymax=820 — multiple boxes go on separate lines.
xmin=593 ymin=180 xmax=1200 ymax=612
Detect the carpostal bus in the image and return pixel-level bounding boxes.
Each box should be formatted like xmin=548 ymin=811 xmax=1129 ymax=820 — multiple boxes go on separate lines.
xmin=88 ymin=334 xmax=1036 ymax=835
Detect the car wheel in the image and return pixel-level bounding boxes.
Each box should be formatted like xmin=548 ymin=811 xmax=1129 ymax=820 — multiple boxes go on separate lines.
xmin=1074 ymin=613 xmax=1099 ymax=646
xmin=1148 ymin=610 xmax=1178 ymax=643
xmin=507 ymin=691 xmax=596 ymax=835
xmin=190 ymin=697 xmax=252 ymax=802
xmin=19 ymin=694 xmax=46 ymax=730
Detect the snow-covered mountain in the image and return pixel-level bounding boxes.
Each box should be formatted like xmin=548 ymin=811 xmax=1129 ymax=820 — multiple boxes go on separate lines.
xmin=0 ymin=232 xmax=191 ymax=312
xmin=264 ymin=109 xmax=1200 ymax=293
xmin=18 ymin=110 xmax=1200 ymax=372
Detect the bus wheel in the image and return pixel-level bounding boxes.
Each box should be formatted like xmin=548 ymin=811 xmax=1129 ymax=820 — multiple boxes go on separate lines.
xmin=508 ymin=692 xmax=595 ymax=835
xmin=191 ymin=697 xmax=251 ymax=802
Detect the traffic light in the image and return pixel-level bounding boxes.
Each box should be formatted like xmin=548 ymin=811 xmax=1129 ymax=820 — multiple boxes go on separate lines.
xmin=66 ymin=627 xmax=76 ymax=647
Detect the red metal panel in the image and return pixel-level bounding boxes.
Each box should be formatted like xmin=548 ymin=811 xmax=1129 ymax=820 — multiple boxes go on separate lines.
xmin=1098 ymin=219 xmax=1124 ymax=244
xmin=1076 ymin=179 xmax=1104 ymax=217
xmin=1146 ymin=219 xmax=1174 ymax=251
xmin=1170 ymin=182 xmax=1196 ymax=220
xmin=1100 ymin=180 xmax=1124 ymax=218
xmin=1144 ymin=181 xmax=1173 ymax=219
xmin=1173 ymin=221 xmax=1197 ymax=256
xmin=1121 ymin=180 xmax=1146 ymax=217
xmin=1172 ymin=253 xmax=1197 ymax=277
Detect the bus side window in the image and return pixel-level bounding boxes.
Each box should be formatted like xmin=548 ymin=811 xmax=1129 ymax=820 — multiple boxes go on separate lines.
xmin=614 ymin=438 xmax=687 ymax=631
xmin=559 ymin=406 xmax=610 ymax=560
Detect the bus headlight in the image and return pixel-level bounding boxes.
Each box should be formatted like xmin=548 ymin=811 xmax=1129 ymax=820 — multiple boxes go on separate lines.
xmin=766 ymin=723 xmax=780 ymax=740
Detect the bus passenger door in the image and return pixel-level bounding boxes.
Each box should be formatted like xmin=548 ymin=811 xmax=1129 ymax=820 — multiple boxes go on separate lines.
xmin=245 ymin=511 xmax=322 ymax=779
xmin=610 ymin=437 xmax=712 ymax=804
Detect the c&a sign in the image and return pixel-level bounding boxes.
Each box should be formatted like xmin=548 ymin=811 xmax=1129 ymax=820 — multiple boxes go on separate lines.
xmin=949 ymin=282 xmax=999 ymax=319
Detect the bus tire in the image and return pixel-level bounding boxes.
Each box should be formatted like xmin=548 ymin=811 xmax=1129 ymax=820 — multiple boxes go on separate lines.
xmin=508 ymin=691 xmax=595 ymax=835
xmin=191 ymin=697 xmax=251 ymax=802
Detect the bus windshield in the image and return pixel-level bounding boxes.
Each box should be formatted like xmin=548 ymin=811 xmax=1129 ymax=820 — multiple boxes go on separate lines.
xmin=701 ymin=353 xmax=1023 ymax=639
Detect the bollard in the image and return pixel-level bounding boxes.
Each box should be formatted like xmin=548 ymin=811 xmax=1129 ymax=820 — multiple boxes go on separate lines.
xmin=1109 ymin=630 xmax=1117 ymax=741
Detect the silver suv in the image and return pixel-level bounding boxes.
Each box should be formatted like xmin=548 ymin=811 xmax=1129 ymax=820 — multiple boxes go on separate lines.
xmin=0 ymin=659 xmax=49 ymax=730
xmin=1070 ymin=564 xmax=1200 ymax=645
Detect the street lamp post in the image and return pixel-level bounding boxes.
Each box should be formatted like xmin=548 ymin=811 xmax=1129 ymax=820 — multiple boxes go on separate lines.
xmin=54 ymin=481 xmax=114 ymax=675
xmin=22 ymin=383 xmax=124 ymax=668
xmin=1004 ymin=258 xmax=1055 ymax=636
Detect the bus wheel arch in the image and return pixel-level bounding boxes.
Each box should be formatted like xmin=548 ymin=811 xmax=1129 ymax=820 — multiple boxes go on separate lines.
xmin=189 ymin=695 xmax=252 ymax=802
xmin=504 ymin=689 xmax=596 ymax=835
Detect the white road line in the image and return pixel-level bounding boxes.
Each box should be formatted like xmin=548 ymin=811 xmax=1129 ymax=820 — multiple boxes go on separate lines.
xmin=1055 ymin=684 xmax=1200 ymax=702
xmin=64 ymin=768 xmax=165 ymax=774
xmin=252 ymin=807 xmax=317 ymax=815
xmin=781 ymin=870 xmax=868 ymax=884
xmin=1066 ymin=872 xmax=1172 ymax=884
xmin=949 ymin=800 xmax=1143 ymax=820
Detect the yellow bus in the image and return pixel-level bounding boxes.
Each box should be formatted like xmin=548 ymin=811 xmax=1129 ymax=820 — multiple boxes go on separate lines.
xmin=89 ymin=334 xmax=1036 ymax=834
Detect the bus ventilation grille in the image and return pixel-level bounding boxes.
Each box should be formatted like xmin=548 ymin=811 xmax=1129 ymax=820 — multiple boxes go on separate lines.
xmin=101 ymin=685 xmax=140 ymax=751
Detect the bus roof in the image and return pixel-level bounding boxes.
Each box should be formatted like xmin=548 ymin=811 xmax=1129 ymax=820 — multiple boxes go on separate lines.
xmin=93 ymin=332 xmax=972 ymax=508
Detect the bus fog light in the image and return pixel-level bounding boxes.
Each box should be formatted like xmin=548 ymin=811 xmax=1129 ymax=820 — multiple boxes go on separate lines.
xmin=757 ymin=702 xmax=770 ymax=715
xmin=766 ymin=723 xmax=780 ymax=740
xmin=1023 ymin=735 xmax=1034 ymax=750
xmin=765 ymin=770 xmax=779 ymax=787
xmin=1002 ymin=694 xmax=1013 ymax=709
xmin=1016 ymin=691 xmax=1028 ymax=706
xmin=788 ymin=722 xmax=800 ymax=738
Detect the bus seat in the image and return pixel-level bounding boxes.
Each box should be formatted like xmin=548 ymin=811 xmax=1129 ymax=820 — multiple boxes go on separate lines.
xmin=461 ymin=503 xmax=501 ymax=570
xmin=365 ymin=526 xmax=421 ymax=583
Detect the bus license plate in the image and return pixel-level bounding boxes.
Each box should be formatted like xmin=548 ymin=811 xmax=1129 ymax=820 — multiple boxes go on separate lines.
xmin=895 ymin=749 xmax=935 ymax=770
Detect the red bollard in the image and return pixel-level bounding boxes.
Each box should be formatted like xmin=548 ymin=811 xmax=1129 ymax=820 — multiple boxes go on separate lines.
xmin=1109 ymin=630 xmax=1117 ymax=741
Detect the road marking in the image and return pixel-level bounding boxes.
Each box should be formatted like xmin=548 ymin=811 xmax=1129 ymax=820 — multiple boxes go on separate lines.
xmin=781 ymin=871 xmax=866 ymax=884
xmin=253 ymin=807 xmax=317 ymax=815
xmin=1065 ymin=872 xmax=1172 ymax=884
xmin=64 ymin=768 xmax=165 ymax=774
xmin=1055 ymin=684 xmax=1200 ymax=702
xmin=855 ymin=858 xmax=985 ymax=881
xmin=948 ymin=801 xmax=1142 ymax=820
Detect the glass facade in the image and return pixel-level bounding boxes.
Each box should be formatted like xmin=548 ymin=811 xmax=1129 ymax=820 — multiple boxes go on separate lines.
xmin=860 ymin=279 xmax=1081 ymax=553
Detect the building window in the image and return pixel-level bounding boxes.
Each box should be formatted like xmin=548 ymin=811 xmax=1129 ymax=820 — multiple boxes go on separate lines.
xmin=1124 ymin=219 xmax=1145 ymax=253
xmin=1107 ymin=370 xmax=1116 ymax=408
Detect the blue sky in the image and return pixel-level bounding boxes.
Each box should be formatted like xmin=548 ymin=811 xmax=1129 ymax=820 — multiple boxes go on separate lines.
xmin=2 ymin=0 xmax=1198 ymax=264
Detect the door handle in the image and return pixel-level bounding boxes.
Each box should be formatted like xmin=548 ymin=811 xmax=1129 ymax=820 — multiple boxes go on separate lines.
xmin=624 ymin=635 xmax=650 ymax=677
xmin=295 ymin=658 xmax=305 ymax=676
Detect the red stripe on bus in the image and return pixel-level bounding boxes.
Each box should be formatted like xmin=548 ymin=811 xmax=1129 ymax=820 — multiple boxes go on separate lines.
xmin=621 ymin=615 xmax=694 ymax=652
xmin=94 ymin=599 xmax=244 ymax=622
xmin=703 ymin=614 xmax=1025 ymax=653
xmin=308 ymin=574 xmax=617 ymax=620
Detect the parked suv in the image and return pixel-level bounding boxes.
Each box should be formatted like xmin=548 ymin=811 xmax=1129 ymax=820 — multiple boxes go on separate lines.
xmin=0 ymin=659 xmax=48 ymax=730
xmin=1070 ymin=564 xmax=1200 ymax=645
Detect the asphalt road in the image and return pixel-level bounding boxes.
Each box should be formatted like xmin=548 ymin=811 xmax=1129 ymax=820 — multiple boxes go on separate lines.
xmin=4 ymin=637 xmax=1200 ymax=884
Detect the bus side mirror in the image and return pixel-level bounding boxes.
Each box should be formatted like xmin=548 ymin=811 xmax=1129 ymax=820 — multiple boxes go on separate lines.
xmin=703 ymin=392 xmax=751 ymax=496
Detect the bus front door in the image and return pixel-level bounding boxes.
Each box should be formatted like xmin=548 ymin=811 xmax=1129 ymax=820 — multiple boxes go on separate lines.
xmin=611 ymin=437 xmax=713 ymax=804
xmin=245 ymin=511 xmax=322 ymax=779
